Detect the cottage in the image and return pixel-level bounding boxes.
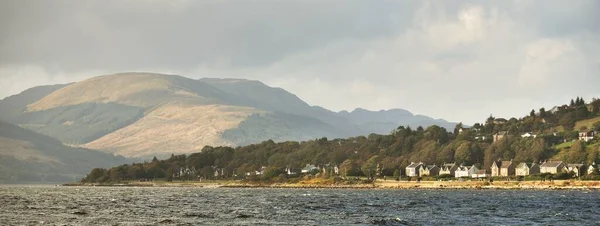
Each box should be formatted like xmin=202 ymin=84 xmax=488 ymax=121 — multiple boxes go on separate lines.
xmin=419 ymin=165 xmax=440 ymax=177
xmin=491 ymin=161 xmax=500 ymax=177
xmin=515 ymin=163 xmax=540 ymax=176
xmin=493 ymin=131 xmax=509 ymax=142
xmin=439 ymin=163 xmax=458 ymax=176
xmin=566 ymin=164 xmax=586 ymax=177
xmin=455 ymin=165 xmax=478 ymax=178
xmin=406 ymin=162 xmax=425 ymax=177
xmin=472 ymin=170 xmax=489 ymax=178
xmin=579 ymin=131 xmax=596 ymax=142
xmin=500 ymin=160 xmax=515 ymax=177
xmin=540 ymin=161 xmax=566 ymax=174
xmin=301 ymin=164 xmax=318 ymax=174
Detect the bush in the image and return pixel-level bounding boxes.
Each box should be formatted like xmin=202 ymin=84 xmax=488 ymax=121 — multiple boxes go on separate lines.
xmin=553 ymin=172 xmax=575 ymax=180
xmin=436 ymin=174 xmax=454 ymax=181
xmin=581 ymin=174 xmax=600 ymax=180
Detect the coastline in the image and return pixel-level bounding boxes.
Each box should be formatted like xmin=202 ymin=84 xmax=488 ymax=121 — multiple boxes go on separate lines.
xmin=63 ymin=180 xmax=600 ymax=190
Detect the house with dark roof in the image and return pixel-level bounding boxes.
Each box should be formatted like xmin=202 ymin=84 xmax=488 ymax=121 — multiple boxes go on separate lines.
xmin=579 ymin=131 xmax=596 ymax=142
xmin=500 ymin=160 xmax=515 ymax=177
xmin=439 ymin=163 xmax=458 ymax=176
xmin=540 ymin=161 xmax=566 ymax=174
xmin=455 ymin=165 xmax=478 ymax=178
xmin=406 ymin=162 xmax=425 ymax=177
xmin=419 ymin=165 xmax=440 ymax=177
xmin=515 ymin=163 xmax=540 ymax=176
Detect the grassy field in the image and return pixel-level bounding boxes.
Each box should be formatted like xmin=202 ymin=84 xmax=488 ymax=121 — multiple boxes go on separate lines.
xmin=553 ymin=141 xmax=575 ymax=149
xmin=575 ymin=116 xmax=600 ymax=131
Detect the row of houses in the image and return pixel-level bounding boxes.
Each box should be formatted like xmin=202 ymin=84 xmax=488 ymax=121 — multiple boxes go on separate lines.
xmin=405 ymin=161 xmax=598 ymax=178
xmin=490 ymin=160 xmax=595 ymax=178
xmin=244 ymin=164 xmax=340 ymax=176
xmin=492 ymin=130 xmax=597 ymax=143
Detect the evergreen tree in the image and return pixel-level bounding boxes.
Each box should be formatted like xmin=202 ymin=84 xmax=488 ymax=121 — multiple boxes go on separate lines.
xmin=539 ymin=108 xmax=546 ymax=118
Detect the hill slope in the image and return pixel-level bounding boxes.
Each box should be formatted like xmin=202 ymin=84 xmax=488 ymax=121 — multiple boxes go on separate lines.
xmin=1 ymin=72 xmax=458 ymax=158
xmin=0 ymin=121 xmax=131 ymax=183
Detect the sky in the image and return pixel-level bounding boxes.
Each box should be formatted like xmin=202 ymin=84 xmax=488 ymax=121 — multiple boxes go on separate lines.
xmin=1 ymin=0 xmax=599 ymax=124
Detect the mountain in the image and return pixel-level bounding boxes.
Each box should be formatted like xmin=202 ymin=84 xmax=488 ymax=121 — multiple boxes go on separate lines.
xmin=0 ymin=72 xmax=457 ymax=158
xmin=339 ymin=108 xmax=457 ymax=134
xmin=0 ymin=120 xmax=131 ymax=183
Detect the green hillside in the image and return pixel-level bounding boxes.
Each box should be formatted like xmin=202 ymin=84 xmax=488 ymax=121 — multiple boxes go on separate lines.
xmin=0 ymin=121 xmax=132 ymax=183
xmin=83 ymin=96 xmax=600 ymax=183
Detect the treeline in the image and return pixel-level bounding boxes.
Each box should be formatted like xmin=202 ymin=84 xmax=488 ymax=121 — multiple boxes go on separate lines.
xmin=83 ymin=97 xmax=600 ymax=183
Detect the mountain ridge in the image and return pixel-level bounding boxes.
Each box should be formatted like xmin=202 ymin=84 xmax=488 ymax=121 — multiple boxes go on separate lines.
xmin=1 ymin=72 xmax=459 ymax=158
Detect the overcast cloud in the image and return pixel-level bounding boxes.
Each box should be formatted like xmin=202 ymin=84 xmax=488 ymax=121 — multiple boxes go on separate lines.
xmin=1 ymin=0 xmax=599 ymax=124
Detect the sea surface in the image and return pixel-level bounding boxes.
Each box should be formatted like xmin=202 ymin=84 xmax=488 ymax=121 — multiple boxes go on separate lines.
xmin=1 ymin=185 xmax=600 ymax=225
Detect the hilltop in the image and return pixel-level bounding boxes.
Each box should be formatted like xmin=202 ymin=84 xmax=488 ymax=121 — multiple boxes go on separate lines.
xmin=0 ymin=72 xmax=456 ymax=158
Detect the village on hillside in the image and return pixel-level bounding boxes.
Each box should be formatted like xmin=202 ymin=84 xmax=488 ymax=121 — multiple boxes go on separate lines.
xmin=81 ymin=97 xmax=600 ymax=184
xmin=232 ymin=129 xmax=599 ymax=181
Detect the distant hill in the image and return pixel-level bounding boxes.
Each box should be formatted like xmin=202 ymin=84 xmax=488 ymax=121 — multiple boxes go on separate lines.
xmin=0 ymin=121 xmax=131 ymax=183
xmin=339 ymin=108 xmax=457 ymax=135
xmin=0 ymin=72 xmax=458 ymax=158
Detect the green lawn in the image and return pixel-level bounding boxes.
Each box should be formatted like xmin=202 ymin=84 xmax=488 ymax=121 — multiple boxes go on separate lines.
xmin=553 ymin=141 xmax=575 ymax=149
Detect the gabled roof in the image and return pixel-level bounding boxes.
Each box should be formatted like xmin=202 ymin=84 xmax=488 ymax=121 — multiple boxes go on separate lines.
xmin=407 ymin=162 xmax=424 ymax=168
xmin=540 ymin=161 xmax=564 ymax=168
xmin=500 ymin=161 xmax=513 ymax=169
xmin=516 ymin=163 xmax=536 ymax=168
xmin=426 ymin=165 xmax=438 ymax=170
xmin=456 ymin=165 xmax=472 ymax=171
xmin=568 ymin=164 xmax=584 ymax=168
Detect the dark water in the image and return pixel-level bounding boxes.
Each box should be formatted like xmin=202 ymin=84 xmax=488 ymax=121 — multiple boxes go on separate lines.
xmin=1 ymin=186 xmax=600 ymax=225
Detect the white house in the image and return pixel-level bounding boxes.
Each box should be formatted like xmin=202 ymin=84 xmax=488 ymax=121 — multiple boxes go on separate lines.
xmin=405 ymin=162 xmax=425 ymax=177
xmin=579 ymin=131 xmax=596 ymax=142
xmin=455 ymin=165 xmax=478 ymax=178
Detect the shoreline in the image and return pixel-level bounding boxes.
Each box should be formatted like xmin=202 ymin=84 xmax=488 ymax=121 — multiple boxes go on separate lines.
xmin=63 ymin=180 xmax=600 ymax=190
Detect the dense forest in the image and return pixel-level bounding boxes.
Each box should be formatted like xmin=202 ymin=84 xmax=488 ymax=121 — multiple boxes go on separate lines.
xmin=83 ymin=97 xmax=600 ymax=182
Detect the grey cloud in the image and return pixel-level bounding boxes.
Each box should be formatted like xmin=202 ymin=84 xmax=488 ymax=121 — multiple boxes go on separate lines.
xmin=0 ymin=0 xmax=599 ymax=124
xmin=0 ymin=0 xmax=415 ymax=71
